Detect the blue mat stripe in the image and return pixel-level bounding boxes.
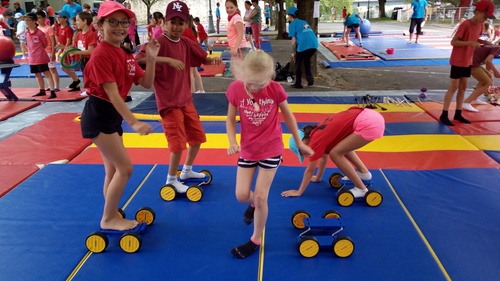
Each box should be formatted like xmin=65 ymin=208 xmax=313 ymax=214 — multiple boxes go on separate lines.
xmin=323 ymin=59 xmax=450 ymax=68
xmin=484 ymin=150 xmax=500 ymax=164
xmin=361 ymin=36 xmax=451 ymax=60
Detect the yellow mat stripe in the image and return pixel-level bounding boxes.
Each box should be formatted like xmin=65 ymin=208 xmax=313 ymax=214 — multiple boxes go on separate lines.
xmin=381 ymin=169 xmax=452 ymax=281
xmin=90 ymin=133 xmax=478 ymax=152
xmin=66 ymin=165 xmax=157 ymax=281
xmin=462 ymin=135 xmax=500 ymax=151
xmin=258 ymin=228 xmax=266 ymax=281
xmin=288 ymin=103 xmax=425 ymax=113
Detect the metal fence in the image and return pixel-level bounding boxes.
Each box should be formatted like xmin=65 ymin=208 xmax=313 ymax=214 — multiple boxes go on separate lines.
xmin=397 ymin=7 xmax=476 ymax=26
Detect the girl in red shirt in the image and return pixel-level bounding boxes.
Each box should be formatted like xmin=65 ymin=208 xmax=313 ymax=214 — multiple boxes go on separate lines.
xmin=193 ymin=17 xmax=212 ymax=54
xmin=80 ymin=1 xmax=160 ymax=231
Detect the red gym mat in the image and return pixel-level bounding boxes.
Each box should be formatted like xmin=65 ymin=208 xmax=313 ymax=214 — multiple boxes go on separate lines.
xmin=2 ymin=88 xmax=88 ymax=101
xmin=0 ymin=164 xmax=39 ymax=197
xmin=0 ymin=101 xmax=40 ymax=121
xmin=285 ymin=111 xmax=436 ymax=123
xmin=321 ymin=41 xmax=376 ymax=61
xmin=0 ymin=113 xmax=91 ymax=166
xmin=417 ymin=101 xmax=500 ymax=123
xmin=199 ymin=63 xmax=227 ymax=77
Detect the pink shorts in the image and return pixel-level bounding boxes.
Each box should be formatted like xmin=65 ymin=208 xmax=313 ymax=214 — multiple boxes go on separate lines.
xmin=161 ymin=103 xmax=207 ymax=153
xmin=353 ymin=109 xmax=385 ymax=141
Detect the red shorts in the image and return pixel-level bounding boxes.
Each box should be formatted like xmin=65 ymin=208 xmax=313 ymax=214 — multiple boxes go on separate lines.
xmin=161 ymin=103 xmax=206 ymax=153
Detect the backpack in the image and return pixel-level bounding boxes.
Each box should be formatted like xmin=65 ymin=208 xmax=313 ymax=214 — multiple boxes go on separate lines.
xmin=274 ymin=62 xmax=291 ymax=81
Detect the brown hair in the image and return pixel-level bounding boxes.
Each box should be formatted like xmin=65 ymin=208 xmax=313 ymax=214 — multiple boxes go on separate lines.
xmin=302 ymin=125 xmax=318 ymax=141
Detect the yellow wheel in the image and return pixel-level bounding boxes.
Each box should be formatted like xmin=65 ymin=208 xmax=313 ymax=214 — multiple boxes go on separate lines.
xmin=199 ymin=169 xmax=213 ymax=185
xmin=120 ymin=232 xmax=142 ymax=253
xmin=322 ymin=210 xmax=341 ymax=218
xmin=117 ymin=208 xmax=126 ymax=219
xmin=365 ymin=190 xmax=383 ymax=207
xmin=291 ymin=210 xmax=311 ymax=229
xmin=329 ymin=172 xmax=344 ymax=188
xmin=332 ymin=235 xmax=354 ymax=258
xmin=176 ymin=169 xmax=182 ymax=178
xmin=337 ymin=190 xmax=354 ymax=207
xmin=135 ymin=207 xmax=156 ymax=225
xmin=298 ymin=236 xmax=320 ymax=258
xmin=160 ymin=184 xmax=177 ymax=201
xmin=186 ymin=186 xmax=204 ymax=202
xmin=86 ymin=232 xmax=108 ymax=253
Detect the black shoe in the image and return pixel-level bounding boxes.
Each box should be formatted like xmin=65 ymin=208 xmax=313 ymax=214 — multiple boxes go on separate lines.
xmin=68 ymin=87 xmax=81 ymax=92
xmin=243 ymin=204 xmax=255 ymax=225
xmin=231 ymin=240 xmax=259 ymax=259
xmin=209 ymin=50 xmax=213 ymax=55
xmin=32 ymin=91 xmax=46 ymax=97
xmin=307 ymin=81 xmax=314 ymax=86
xmin=290 ymin=84 xmax=303 ymax=89
xmin=68 ymin=79 xmax=81 ymax=89
xmin=125 ymin=96 xmax=132 ymax=102
xmin=48 ymin=92 xmax=57 ymax=99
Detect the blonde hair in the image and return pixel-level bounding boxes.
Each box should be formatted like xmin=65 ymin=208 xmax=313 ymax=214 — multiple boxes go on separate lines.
xmin=240 ymin=50 xmax=275 ymax=81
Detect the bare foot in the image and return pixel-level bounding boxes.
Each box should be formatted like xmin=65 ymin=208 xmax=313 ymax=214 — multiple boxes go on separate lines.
xmin=101 ymin=217 xmax=139 ymax=231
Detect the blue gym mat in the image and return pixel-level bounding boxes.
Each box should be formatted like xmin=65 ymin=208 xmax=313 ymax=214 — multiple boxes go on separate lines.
xmin=360 ymin=36 xmax=452 ymax=60
xmin=10 ymin=55 xmax=79 ymax=78
xmin=484 ymin=150 xmax=500 ymax=164
xmin=322 ymin=58 xmax=450 ymax=68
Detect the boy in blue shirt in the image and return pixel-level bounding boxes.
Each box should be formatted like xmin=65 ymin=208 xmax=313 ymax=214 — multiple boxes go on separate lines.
xmin=343 ymin=13 xmax=364 ymax=47
xmin=287 ymin=7 xmax=318 ymax=89
xmin=407 ymin=0 xmax=428 ymax=44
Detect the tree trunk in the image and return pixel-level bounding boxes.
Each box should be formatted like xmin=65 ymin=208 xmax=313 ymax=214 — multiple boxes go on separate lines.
xmin=378 ymin=0 xmax=387 ymax=18
xmin=276 ymin=0 xmax=287 ymax=39
xmin=296 ymin=0 xmax=317 ymax=76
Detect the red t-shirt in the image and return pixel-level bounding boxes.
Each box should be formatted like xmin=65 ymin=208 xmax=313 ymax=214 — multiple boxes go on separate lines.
xmin=25 ymin=28 xmax=50 ymax=65
xmin=135 ymin=34 xmax=207 ymax=116
xmin=450 ymin=19 xmax=483 ymax=67
xmin=57 ymin=25 xmax=73 ymax=45
xmin=84 ymin=41 xmax=145 ymax=102
xmin=182 ymin=27 xmax=198 ymax=43
xmin=308 ymin=107 xmax=363 ymax=162
xmin=196 ymin=23 xmax=208 ymax=41
xmin=38 ymin=25 xmax=55 ymax=54
xmin=74 ymin=30 xmax=98 ymax=59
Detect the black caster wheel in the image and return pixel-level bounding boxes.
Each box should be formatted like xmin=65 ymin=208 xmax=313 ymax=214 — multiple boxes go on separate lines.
xmin=120 ymin=232 xmax=142 ymax=253
xmin=117 ymin=208 xmax=126 ymax=219
xmin=365 ymin=189 xmax=383 ymax=207
xmin=329 ymin=172 xmax=344 ymax=188
xmin=322 ymin=210 xmax=341 ymax=218
xmin=186 ymin=186 xmax=204 ymax=202
xmin=298 ymin=236 xmax=320 ymax=258
xmin=135 ymin=207 xmax=156 ymax=225
xmin=291 ymin=210 xmax=311 ymax=229
xmin=199 ymin=169 xmax=213 ymax=185
xmin=160 ymin=184 xmax=177 ymax=201
xmin=332 ymin=235 xmax=354 ymax=258
xmin=337 ymin=190 xmax=354 ymax=207
xmin=86 ymin=231 xmax=108 ymax=253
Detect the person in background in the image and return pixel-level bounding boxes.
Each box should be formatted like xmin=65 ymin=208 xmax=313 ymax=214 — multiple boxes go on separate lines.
xmin=15 ymin=13 xmax=28 ymax=59
xmin=216 ymin=2 xmax=221 ymax=34
xmin=246 ymin=0 xmax=261 ymax=49
xmin=407 ymin=0 xmax=428 ymax=44
xmin=36 ymin=10 xmax=60 ymax=92
xmin=243 ymin=1 xmax=255 ymax=51
xmin=264 ymin=2 xmax=270 ymax=30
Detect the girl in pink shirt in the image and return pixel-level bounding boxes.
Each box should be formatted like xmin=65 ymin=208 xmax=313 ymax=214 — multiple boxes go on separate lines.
xmin=283 ymin=107 xmax=385 ymax=199
xmin=225 ymin=0 xmax=248 ymax=57
xmin=226 ymin=50 xmax=313 ymax=259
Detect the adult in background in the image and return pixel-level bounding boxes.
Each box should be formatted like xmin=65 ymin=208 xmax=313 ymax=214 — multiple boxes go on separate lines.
xmin=331 ymin=6 xmax=336 ymax=21
xmin=264 ymin=2 xmax=270 ymax=29
xmin=62 ymin=0 xmax=82 ymax=19
xmin=246 ymin=0 xmax=261 ymax=49
xmin=407 ymin=0 xmax=428 ymax=44
xmin=287 ymin=7 xmax=318 ymax=89
xmin=46 ymin=4 xmax=55 ymax=25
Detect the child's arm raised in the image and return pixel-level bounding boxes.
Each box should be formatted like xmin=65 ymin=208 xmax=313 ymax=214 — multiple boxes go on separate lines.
xmin=137 ymin=37 xmax=160 ymax=88
xmin=226 ymin=103 xmax=240 ymax=155
xmin=101 ymin=82 xmax=152 ymax=135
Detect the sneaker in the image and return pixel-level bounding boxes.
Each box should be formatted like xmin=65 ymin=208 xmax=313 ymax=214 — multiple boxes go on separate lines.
xmin=21 ymin=56 xmax=26 ymax=60
xmin=167 ymin=180 xmax=189 ymax=193
xmin=32 ymin=91 xmax=46 ymax=97
xmin=290 ymin=84 xmax=303 ymax=89
xmin=48 ymin=92 xmax=57 ymax=99
xmin=68 ymin=79 xmax=81 ymax=89
xmin=195 ymin=90 xmax=205 ymax=93
xmin=471 ymin=99 xmax=488 ymax=105
xmin=54 ymin=88 xmax=60 ymax=92
xmin=125 ymin=96 xmax=132 ymax=102
xmin=307 ymin=81 xmax=314 ymax=86
xmin=79 ymin=91 xmax=88 ymax=97
xmin=68 ymin=87 xmax=81 ymax=92
xmin=462 ymin=103 xmax=479 ymax=112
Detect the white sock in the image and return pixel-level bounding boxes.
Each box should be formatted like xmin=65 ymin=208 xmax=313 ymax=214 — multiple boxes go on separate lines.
xmin=341 ymin=171 xmax=372 ymax=181
xmin=166 ymin=174 xmax=176 ymax=184
xmin=350 ymin=187 xmax=368 ymax=198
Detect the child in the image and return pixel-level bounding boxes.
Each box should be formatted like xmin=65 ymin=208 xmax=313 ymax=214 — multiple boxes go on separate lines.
xmin=14 ymin=13 xmax=28 ymax=60
xmin=462 ymin=45 xmax=500 ymax=112
xmin=36 ymin=11 xmax=60 ymax=92
xmin=66 ymin=12 xmax=97 ymax=82
xmin=282 ymin=107 xmax=384 ymax=198
xmin=226 ymin=50 xmax=314 ymax=259
xmin=135 ymin=1 xmax=222 ymax=194
xmin=194 ymin=16 xmax=213 ymax=54
xmin=24 ymin=13 xmax=56 ymax=99
xmin=216 ymin=2 xmax=221 ymax=34
xmin=226 ymin=0 xmax=248 ymax=58
xmin=55 ymin=10 xmax=81 ymax=91
xmin=80 ymin=1 xmax=159 ymax=231
xmin=184 ymin=15 xmax=205 ymax=93
xmin=150 ymin=11 xmax=163 ymax=39
xmin=243 ymin=1 xmax=255 ymax=51
xmin=343 ymin=12 xmax=363 ymax=47
xmin=440 ymin=0 xmax=495 ymax=126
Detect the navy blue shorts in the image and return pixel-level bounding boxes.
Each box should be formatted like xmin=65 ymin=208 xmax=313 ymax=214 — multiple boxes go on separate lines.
xmin=237 ymin=155 xmax=282 ymax=169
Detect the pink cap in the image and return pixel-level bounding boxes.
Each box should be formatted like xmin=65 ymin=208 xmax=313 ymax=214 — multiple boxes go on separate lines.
xmin=98 ymin=1 xmax=135 ymax=19
xmin=165 ymin=1 xmax=190 ymax=22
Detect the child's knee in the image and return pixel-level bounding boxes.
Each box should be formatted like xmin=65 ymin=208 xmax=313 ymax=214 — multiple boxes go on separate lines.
xmin=235 ymin=190 xmax=251 ymax=203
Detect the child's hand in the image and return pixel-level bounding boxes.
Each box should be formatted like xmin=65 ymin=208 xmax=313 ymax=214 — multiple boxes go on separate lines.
xmin=281 ymin=190 xmax=302 ymax=197
xmin=230 ymin=47 xmax=238 ymax=57
xmin=146 ymin=37 xmax=160 ymax=58
xmin=227 ymin=143 xmax=240 ymax=155
xmin=167 ymin=58 xmax=185 ymax=71
xmin=299 ymin=143 xmax=314 ymax=158
xmin=212 ymin=57 xmax=222 ymax=65
xmin=471 ymin=41 xmax=481 ymax=48
xmin=311 ymin=175 xmax=321 ymax=182
xmin=132 ymin=121 xmax=153 ymax=135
